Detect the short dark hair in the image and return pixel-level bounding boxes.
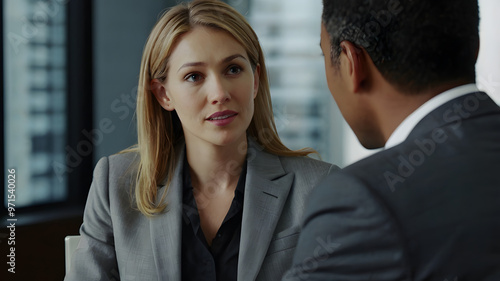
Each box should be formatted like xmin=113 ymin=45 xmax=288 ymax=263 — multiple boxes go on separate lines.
xmin=322 ymin=0 xmax=479 ymax=93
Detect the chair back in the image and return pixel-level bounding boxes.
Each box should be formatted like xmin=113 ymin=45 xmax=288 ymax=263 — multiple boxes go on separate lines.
xmin=65 ymin=235 xmax=81 ymax=273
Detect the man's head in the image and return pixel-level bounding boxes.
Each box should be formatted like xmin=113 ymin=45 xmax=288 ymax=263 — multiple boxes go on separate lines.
xmin=321 ymin=0 xmax=480 ymax=148
xmin=322 ymin=0 xmax=479 ymax=93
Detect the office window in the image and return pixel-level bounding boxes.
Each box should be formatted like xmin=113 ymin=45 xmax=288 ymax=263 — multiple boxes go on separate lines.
xmin=2 ymin=0 xmax=93 ymax=212
xmin=245 ymin=0 xmax=344 ymax=164
xmin=3 ymin=0 xmax=67 ymax=207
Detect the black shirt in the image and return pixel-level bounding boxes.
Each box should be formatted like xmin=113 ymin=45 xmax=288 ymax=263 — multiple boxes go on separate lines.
xmin=181 ymin=156 xmax=246 ymax=281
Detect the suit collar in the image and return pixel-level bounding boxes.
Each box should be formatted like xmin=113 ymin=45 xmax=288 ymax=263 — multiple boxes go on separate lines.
xmin=238 ymin=138 xmax=295 ymax=281
xmin=386 ymin=84 xmax=479 ymax=149
xmin=149 ymin=139 xmax=294 ymax=281
xmin=406 ymin=91 xmax=500 ymax=141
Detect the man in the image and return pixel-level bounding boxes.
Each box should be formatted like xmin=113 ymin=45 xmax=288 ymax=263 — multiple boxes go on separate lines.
xmin=284 ymin=0 xmax=500 ymax=280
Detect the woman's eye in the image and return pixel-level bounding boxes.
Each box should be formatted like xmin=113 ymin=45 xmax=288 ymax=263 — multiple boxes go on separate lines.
xmin=227 ymin=66 xmax=242 ymax=75
xmin=185 ymin=73 xmax=202 ymax=82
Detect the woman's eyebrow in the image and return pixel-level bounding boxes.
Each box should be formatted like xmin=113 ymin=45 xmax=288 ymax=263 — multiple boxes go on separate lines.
xmin=177 ymin=61 xmax=206 ymax=73
xmin=221 ymin=54 xmax=247 ymax=64
xmin=177 ymin=54 xmax=248 ymax=73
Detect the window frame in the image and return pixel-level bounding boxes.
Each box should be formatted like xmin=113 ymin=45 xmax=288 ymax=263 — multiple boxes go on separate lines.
xmin=1 ymin=0 xmax=93 ymax=224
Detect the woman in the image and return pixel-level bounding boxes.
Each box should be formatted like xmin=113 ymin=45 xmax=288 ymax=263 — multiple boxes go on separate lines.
xmin=65 ymin=1 xmax=337 ymax=280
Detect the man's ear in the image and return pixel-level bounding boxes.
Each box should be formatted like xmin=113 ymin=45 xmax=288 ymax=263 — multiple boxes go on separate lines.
xmin=253 ymin=64 xmax=260 ymax=99
xmin=339 ymin=41 xmax=367 ymax=94
xmin=151 ymin=79 xmax=175 ymax=111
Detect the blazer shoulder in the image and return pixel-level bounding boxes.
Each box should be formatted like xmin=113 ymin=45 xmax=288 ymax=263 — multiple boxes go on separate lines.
xmin=90 ymin=151 xmax=140 ymax=197
xmin=307 ymin=171 xmax=375 ymax=211
xmin=279 ymin=155 xmax=339 ymax=182
xmin=105 ymin=151 xmax=140 ymax=177
xmin=337 ymin=147 xmax=399 ymax=187
xmin=108 ymin=151 xmax=139 ymax=170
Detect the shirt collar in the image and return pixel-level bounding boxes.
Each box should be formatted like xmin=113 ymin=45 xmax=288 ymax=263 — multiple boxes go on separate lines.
xmin=384 ymin=84 xmax=479 ymax=149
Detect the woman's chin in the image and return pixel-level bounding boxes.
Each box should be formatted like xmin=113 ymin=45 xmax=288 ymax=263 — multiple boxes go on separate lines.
xmin=211 ymin=133 xmax=248 ymax=148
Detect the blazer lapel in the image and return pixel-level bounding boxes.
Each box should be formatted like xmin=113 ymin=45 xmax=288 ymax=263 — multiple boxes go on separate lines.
xmin=149 ymin=145 xmax=185 ymax=281
xmin=238 ymin=139 xmax=295 ymax=281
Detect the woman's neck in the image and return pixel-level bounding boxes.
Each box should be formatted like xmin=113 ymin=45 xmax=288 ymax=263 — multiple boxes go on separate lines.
xmin=185 ymin=138 xmax=247 ymax=193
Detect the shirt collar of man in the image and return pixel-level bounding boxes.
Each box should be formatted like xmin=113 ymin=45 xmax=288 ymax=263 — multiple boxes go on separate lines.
xmin=385 ymin=83 xmax=480 ymax=149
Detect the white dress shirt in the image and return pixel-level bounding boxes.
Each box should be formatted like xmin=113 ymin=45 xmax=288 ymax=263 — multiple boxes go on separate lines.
xmin=385 ymin=84 xmax=480 ymax=149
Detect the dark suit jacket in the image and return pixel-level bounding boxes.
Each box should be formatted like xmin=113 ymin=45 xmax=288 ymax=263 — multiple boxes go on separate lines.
xmin=284 ymin=92 xmax=500 ymax=281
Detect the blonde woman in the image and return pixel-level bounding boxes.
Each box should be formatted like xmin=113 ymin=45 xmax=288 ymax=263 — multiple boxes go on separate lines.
xmin=65 ymin=1 xmax=337 ymax=280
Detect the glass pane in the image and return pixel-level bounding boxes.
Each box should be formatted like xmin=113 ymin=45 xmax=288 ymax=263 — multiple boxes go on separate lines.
xmin=3 ymin=0 xmax=67 ymax=207
xmin=248 ymin=0 xmax=340 ymax=163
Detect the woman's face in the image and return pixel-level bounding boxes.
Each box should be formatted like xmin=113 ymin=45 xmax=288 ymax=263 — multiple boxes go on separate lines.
xmin=154 ymin=26 xmax=259 ymax=148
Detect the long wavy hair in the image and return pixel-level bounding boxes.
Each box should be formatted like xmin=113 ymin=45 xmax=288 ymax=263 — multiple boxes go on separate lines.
xmin=126 ymin=0 xmax=316 ymax=217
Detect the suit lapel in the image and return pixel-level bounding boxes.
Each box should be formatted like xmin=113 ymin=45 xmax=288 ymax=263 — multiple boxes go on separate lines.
xmin=238 ymin=139 xmax=295 ymax=281
xmin=149 ymin=145 xmax=185 ymax=281
xmin=148 ymin=139 xmax=296 ymax=281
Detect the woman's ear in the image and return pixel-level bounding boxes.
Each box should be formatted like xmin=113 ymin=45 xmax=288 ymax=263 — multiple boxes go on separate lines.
xmin=253 ymin=64 xmax=260 ymax=99
xmin=151 ymin=79 xmax=175 ymax=111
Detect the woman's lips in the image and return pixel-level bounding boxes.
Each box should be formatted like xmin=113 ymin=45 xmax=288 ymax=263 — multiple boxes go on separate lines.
xmin=206 ymin=110 xmax=238 ymax=126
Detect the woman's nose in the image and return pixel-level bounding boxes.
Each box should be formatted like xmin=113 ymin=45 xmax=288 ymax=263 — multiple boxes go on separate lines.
xmin=208 ymin=77 xmax=231 ymax=105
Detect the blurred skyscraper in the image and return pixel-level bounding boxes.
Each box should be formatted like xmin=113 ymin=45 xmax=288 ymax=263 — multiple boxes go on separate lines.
xmin=3 ymin=0 xmax=67 ymax=207
xmin=245 ymin=0 xmax=344 ymax=163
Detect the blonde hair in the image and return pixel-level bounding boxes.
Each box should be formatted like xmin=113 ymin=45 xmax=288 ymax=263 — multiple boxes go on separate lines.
xmin=127 ymin=0 xmax=316 ymax=217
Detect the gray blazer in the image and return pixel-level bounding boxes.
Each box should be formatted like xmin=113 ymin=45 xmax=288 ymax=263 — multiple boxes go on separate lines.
xmin=65 ymin=139 xmax=337 ymax=281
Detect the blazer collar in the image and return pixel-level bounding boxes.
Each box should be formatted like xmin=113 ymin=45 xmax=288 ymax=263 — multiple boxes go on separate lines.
xmin=407 ymin=92 xmax=500 ymax=141
xmin=238 ymin=138 xmax=295 ymax=281
xmin=149 ymin=138 xmax=294 ymax=281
